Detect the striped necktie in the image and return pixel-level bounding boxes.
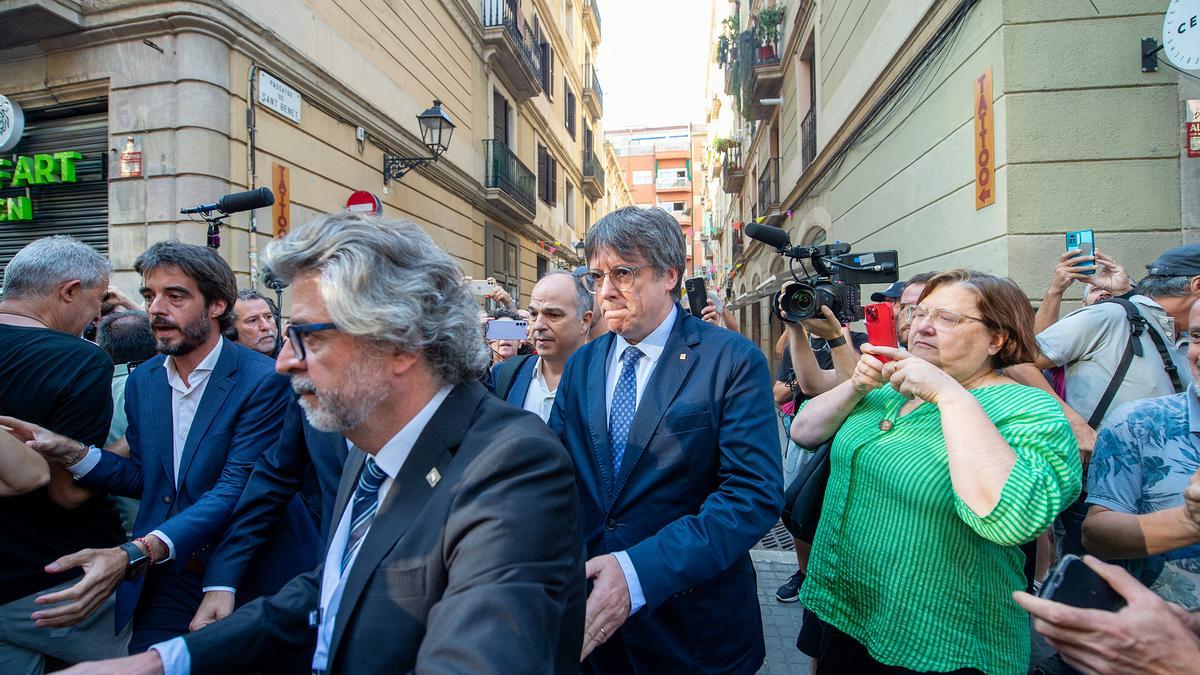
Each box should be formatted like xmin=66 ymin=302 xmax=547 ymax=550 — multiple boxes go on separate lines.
xmin=341 ymin=455 xmax=387 ymax=573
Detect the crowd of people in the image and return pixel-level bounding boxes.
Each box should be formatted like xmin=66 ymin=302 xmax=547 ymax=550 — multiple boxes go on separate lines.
xmin=0 ymin=205 xmax=1199 ymax=674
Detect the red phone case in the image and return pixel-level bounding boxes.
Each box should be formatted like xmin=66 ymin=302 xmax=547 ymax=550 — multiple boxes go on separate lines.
xmin=864 ymin=303 xmax=898 ymax=363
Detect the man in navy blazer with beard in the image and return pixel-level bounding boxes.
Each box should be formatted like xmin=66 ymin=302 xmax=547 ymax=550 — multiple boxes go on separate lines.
xmin=550 ymin=206 xmax=783 ymax=674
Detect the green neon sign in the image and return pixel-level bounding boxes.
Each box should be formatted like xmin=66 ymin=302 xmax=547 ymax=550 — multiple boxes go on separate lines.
xmin=0 ymin=151 xmax=84 ymax=222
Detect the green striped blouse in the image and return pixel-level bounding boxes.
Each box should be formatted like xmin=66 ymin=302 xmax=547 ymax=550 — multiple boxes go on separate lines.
xmin=798 ymin=384 xmax=1081 ymax=675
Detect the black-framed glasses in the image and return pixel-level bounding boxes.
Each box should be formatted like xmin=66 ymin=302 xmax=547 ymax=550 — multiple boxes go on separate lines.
xmin=285 ymin=322 xmax=339 ymax=361
xmin=904 ymin=305 xmax=985 ymax=332
xmin=581 ymin=265 xmax=651 ymax=294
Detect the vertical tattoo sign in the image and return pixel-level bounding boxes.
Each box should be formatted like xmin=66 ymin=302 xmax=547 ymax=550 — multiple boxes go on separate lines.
xmin=974 ymin=68 xmax=995 ymax=210
xmin=273 ymin=163 xmax=290 ymax=239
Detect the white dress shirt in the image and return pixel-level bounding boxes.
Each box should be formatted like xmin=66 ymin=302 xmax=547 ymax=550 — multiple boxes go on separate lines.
xmin=152 ymin=385 xmax=453 ymax=675
xmin=521 ymin=357 xmax=558 ymax=422
xmin=70 ymin=339 xmax=224 ymax=563
xmin=604 ymin=305 xmax=678 ymax=615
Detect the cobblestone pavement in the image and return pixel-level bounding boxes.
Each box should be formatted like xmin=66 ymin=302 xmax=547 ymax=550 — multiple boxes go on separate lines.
xmin=753 ymin=550 xmax=812 ymax=674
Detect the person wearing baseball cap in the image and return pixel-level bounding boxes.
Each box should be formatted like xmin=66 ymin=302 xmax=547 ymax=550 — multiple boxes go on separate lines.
xmin=1008 ymin=241 xmax=1200 ymax=567
xmin=869 ymin=281 xmax=906 ymax=307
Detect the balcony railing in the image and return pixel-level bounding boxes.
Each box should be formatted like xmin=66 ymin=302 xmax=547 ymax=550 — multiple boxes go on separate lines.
xmin=584 ymin=63 xmax=604 ymax=115
xmin=801 ymin=107 xmax=816 ymax=172
xmin=655 ymin=138 xmax=691 ymax=153
xmin=753 ymin=28 xmax=782 ymax=68
xmin=757 ymin=157 xmax=779 ymax=216
xmin=583 ymin=0 xmax=601 ymax=41
xmin=582 ymin=149 xmax=606 ymax=196
xmin=721 ymin=145 xmax=742 ymax=172
xmin=481 ymin=0 xmax=543 ymax=85
xmin=484 ymin=139 xmax=535 ymax=215
xmin=656 ymin=176 xmax=691 ymax=190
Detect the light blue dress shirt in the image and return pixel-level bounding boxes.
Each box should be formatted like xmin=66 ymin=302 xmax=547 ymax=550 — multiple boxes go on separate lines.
xmin=604 ymin=305 xmax=678 ymax=615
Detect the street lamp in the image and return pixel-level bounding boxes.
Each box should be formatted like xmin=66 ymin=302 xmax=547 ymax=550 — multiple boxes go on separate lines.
xmin=383 ymin=100 xmax=456 ymax=183
xmin=574 ymin=240 xmax=586 ymax=264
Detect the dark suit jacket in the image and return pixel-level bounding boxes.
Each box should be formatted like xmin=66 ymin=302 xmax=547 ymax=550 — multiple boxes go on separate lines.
xmin=550 ymin=308 xmax=784 ymax=674
xmin=76 ymin=339 xmax=296 ymax=630
xmin=488 ymin=354 xmax=538 ymax=404
xmin=202 ymin=396 xmax=347 ymax=594
xmin=183 ymin=381 xmax=586 ymax=675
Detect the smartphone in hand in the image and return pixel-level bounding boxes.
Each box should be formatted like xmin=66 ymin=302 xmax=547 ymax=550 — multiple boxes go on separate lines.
xmin=1066 ymin=229 xmax=1096 ymax=276
xmin=685 ymin=277 xmax=709 ymax=318
xmin=485 ymin=320 xmax=528 ymax=341
xmin=864 ymin=302 xmax=898 ymax=363
xmin=1037 ymin=554 xmax=1125 ymax=612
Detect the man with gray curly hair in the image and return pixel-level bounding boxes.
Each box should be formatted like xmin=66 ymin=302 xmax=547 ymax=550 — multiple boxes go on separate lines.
xmin=77 ymin=212 xmax=585 ymax=675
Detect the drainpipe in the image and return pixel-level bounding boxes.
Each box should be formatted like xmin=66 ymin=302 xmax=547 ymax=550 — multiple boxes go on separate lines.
xmin=246 ymin=63 xmax=260 ymax=289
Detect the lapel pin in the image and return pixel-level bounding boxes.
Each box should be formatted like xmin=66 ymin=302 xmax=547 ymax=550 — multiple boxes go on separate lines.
xmin=426 ymin=468 xmax=441 ymax=487
xmin=679 ymin=353 xmax=687 ymax=360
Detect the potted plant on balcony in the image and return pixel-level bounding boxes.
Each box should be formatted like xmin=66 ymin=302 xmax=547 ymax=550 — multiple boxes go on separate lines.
xmin=715 ymin=14 xmax=738 ymax=68
xmin=755 ymin=6 xmax=784 ymax=60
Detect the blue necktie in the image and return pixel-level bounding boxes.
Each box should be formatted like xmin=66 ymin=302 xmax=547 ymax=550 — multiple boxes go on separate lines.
xmin=609 ymin=346 xmax=644 ymax=474
xmin=341 ymin=455 xmax=387 ymax=573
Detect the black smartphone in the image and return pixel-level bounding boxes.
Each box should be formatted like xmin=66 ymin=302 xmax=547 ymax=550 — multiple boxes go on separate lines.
xmin=685 ymin=277 xmax=708 ymax=317
xmin=1037 ymin=554 xmax=1125 ymax=611
xmin=1065 ymin=229 xmax=1096 ymax=276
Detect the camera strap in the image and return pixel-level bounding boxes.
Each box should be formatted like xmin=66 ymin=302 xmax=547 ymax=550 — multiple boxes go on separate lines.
xmin=1087 ymin=298 xmax=1183 ymax=429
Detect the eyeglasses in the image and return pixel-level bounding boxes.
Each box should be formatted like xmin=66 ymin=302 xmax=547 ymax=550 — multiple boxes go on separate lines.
xmin=904 ymin=305 xmax=985 ymax=332
xmin=285 ymin=322 xmax=339 ymax=361
xmin=581 ymin=265 xmax=650 ymax=294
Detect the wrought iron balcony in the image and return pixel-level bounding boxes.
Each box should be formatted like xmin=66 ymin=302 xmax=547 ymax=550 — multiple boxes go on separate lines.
xmin=583 ymin=63 xmax=603 ymax=118
xmin=756 ymin=157 xmax=782 ymax=226
xmin=483 ymin=139 xmax=536 ymax=218
xmin=582 ymin=149 xmax=605 ymax=200
xmin=656 ymin=176 xmax=691 ymax=191
xmin=748 ymin=27 xmax=784 ymax=120
xmin=481 ymin=0 xmax=543 ymax=100
xmin=721 ymin=146 xmax=744 ymax=194
xmin=582 ymin=0 xmax=601 ymax=45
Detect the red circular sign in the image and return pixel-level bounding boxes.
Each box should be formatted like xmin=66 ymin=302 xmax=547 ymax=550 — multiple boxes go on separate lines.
xmin=345 ymin=190 xmax=383 ymax=215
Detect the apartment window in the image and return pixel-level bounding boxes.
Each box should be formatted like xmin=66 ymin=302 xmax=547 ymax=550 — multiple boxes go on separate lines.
xmin=566 ymin=182 xmax=576 ymax=226
xmin=492 ymin=88 xmax=511 ymax=147
xmin=533 ymin=17 xmax=555 ymax=99
xmin=584 ymin=204 xmax=592 ymax=230
xmin=632 ymin=170 xmax=652 ymax=185
xmin=565 ymin=0 xmax=576 ymax=43
xmin=538 ymin=143 xmax=559 ymax=205
xmin=565 ymin=85 xmax=577 ymax=138
xmin=537 ymin=255 xmax=548 ymax=280
xmin=485 ymin=223 xmax=521 ymax=302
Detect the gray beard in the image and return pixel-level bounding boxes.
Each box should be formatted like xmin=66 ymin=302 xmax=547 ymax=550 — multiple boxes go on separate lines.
xmin=291 ymin=361 xmax=387 ymax=433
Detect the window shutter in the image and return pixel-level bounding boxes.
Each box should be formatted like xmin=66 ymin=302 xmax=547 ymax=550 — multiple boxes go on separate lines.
xmin=538 ymin=144 xmax=549 ymax=203
xmin=493 ymin=91 xmax=508 ymax=146
xmin=550 ymin=156 xmax=559 ymax=205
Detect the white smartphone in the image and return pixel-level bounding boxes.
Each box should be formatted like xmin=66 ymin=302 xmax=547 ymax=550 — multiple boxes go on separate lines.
xmin=470 ymin=279 xmax=498 ymax=296
xmin=485 ymin=319 xmax=528 ymax=341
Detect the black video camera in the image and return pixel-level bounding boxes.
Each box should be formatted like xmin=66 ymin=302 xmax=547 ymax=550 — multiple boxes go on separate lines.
xmin=745 ymin=223 xmax=898 ymax=324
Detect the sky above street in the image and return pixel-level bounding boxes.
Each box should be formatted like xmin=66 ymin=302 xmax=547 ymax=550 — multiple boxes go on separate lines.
xmin=597 ymin=0 xmax=713 ymax=130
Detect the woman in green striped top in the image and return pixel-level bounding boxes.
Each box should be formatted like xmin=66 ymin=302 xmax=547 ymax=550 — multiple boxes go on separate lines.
xmin=790 ymin=270 xmax=1081 ymax=674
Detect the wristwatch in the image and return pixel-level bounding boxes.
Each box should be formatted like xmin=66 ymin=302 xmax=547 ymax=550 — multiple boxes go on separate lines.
xmin=825 ymin=334 xmax=847 ymax=348
xmin=120 ymin=542 xmax=151 ymax=581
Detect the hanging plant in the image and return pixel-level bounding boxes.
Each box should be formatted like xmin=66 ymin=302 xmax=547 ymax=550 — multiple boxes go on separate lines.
xmin=735 ymin=30 xmax=758 ymax=117
xmin=712 ymin=137 xmax=739 ymax=152
xmin=716 ymin=14 xmax=739 ymax=68
xmin=716 ymin=33 xmax=731 ymax=66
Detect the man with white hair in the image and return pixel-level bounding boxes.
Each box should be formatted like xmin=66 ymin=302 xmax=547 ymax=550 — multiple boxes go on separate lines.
xmin=0 ymin=236 xmax=129 ymax=673
xmin=59 ymin=212 xmax=585 ymax=674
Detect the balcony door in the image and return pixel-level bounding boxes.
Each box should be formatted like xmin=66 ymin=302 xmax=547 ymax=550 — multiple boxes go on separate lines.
xmin=493 ymin=89 xmax=511 ymax=148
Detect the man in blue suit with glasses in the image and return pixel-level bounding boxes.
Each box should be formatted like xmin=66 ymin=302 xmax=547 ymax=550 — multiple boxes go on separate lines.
xmin=550 ymin=206 xmax=783 ymax=674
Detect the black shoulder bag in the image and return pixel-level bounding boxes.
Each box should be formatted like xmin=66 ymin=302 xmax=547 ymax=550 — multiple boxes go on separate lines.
xmin=781 ymin=439 xmax=833 ymax=542
xmin=1086 ymin=298 xmax=1184 ymax=429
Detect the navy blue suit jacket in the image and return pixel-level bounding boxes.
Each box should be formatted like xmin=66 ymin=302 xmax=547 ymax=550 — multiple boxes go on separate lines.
xmin=489 ymin=355 xmax=538 ymax=405
xmin=203 ymin=396 xmax=347 ymax=591
xmin=550 ymin=308 xmax=783 ymax=674
xmin=76 ymin=339 xmax=299 ymax=630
